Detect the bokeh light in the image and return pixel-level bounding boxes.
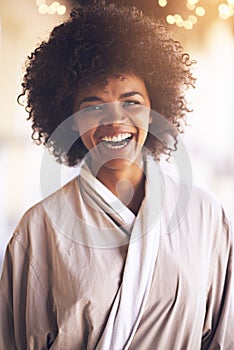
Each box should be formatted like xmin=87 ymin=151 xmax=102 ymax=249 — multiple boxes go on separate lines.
xmin=37 ymin=1 xmax=67 ymax=15
xmin=158 ymin=0 xmax=168 ymax=7
xmin=195 ymin=6 xmax=206 ymax=16
xmin=218 ymin=3 xmax=234 ymax=19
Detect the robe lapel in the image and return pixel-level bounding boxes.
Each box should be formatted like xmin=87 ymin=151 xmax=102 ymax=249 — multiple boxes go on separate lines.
xmin=79 ymin=161 xmax=135 ymax=234
xmin=95 ymin=156 xmax=164 ymax=350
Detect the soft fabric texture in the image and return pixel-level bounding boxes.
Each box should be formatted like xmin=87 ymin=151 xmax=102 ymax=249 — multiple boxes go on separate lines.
xmin=0 ymin=156 xmax=233 ymax=349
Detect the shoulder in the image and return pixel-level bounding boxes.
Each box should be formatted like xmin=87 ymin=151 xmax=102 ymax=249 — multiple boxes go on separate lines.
xmin=164 ymin=172 xmax=226 ymax=214
xmin=147 ymin=156 xmax=231 ymax=234
xmin=12 ymin=177 xmax=79 ymax=250
xmin=190 ymin=182 xmax=230 ymax=230
xmin=163 ymin=173 xmax=232 ymax=237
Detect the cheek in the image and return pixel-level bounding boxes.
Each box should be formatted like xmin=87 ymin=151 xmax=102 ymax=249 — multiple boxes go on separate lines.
xmin=135 ymin=114 xmax=151 ymax=146
xmin=78 ymin=131 xmax=93 ymax=151
xmin=133 ymin=112 xmax=151 ymax=134
xmin=81 ymin=119 xmax=103 ymax=151
xmin=73 ymin=116 xmax=98 ymax=137
xmin=72 ymin=117 xmax=96 ymax=150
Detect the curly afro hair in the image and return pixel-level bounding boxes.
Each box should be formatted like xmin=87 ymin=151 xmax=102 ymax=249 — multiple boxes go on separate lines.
xmin=18 ymin=0 xmax=195 ymax=166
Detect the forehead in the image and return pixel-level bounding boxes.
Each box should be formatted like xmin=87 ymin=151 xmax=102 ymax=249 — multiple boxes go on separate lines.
xmin=76 ymin=74 xmax=148 ymax=99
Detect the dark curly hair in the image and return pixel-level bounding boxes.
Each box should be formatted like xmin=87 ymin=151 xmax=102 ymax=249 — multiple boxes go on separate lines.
xmin=18 ymin=0 xmax=195 ymax=166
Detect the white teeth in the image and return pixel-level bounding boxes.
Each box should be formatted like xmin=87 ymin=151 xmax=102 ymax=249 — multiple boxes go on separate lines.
xmin=101 ymin=133 xmax=132 ymax=142
xmin=105 ymin=143 xmax=127 ymax=149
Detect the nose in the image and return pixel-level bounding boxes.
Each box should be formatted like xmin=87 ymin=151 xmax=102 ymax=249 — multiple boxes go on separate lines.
xmin=100 ymin=102 xmax=127 ymax=125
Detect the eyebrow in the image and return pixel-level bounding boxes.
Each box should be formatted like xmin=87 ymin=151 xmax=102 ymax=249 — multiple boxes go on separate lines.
xmin=119 ymin=91 xmax=144 ymax=99
xmin=79 ymin=91 xmax=144 ymax=107
xmin=79 ymin=96 xmax=103 ymax=105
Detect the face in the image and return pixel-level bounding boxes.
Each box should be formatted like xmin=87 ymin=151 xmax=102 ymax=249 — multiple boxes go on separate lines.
xmin=73 ymin=74 xmax=151 ymax=172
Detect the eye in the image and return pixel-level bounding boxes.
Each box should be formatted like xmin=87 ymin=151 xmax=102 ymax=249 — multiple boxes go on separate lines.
xmin=122 ymin=100 xmax=141 ymax=108
xmin=82 ymin=104 xmax=104 ymax=113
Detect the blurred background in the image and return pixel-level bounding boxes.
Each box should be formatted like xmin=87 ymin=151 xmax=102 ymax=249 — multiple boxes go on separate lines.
xmin=0 ymin=0 xmax=234 ymax=270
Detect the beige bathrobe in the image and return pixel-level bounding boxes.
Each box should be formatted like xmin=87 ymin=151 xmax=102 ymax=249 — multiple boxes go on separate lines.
xmin=0 ymin=156 xmax=233 ymax=349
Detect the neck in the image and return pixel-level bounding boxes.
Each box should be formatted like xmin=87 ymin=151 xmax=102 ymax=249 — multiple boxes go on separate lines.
xmin=92 ymin=157 xmax=145 ymax=215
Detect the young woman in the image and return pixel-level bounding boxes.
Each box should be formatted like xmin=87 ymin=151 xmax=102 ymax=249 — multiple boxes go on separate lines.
xmin=0 ymin=2 xmax=233 ymax=349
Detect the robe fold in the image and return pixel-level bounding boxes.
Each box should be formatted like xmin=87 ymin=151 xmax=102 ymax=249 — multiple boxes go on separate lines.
xmin=0 ymin=156 xmax=233 ymax=349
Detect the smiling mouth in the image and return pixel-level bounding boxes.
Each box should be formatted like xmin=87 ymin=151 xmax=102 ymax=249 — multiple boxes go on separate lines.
xmin=98 ymin=133 xmax=134 ymax=149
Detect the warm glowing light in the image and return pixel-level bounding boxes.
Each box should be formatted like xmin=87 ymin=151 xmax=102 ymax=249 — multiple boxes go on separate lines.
xmin=174 ymin=14 xmax=183 ymax=24
xmin=36 ymin=0 xmax=45 ymax=5
xmin=176 ymin=21 xmax=184 ymax=28
xmin=166 ymin=15 xmax=175 ymax=24
xmin=195 ymin=6 xmax=206 ymax=16
xmin=184 ymin=20 xmax=193 ymax=30
xmin=227 ymin=0 xmax=234 ymax=6
xmin=186 ymin=3 xmax=196 ymax=10
xmin=218 ymin=3 xmax=227 ymax=11
xmin=57 ymin=5 xmax=66 ymax=15
xmin=50 ymin=1 xmax=60 ymax=11
xmin=228 ymin=6 xmax=234 ymax=15
xmin=158 ymin=0 xmax=167 ymax=7
xmin=176 ymin=23 xmax=184 ymax=28
xmin=37 ymin=0 xmax=66 ymax=16
xmin=188 ymin=15 xmax=198 ymax=24
xmin=218 ymin=3 xmax=233 ymax=19
xmin=187 ymin=0 xmax=199 ymax=4
xmin=38 ymin=4 xmax=48 ymax=14
xmin=48 ymin=6 xmax=56 ymax=15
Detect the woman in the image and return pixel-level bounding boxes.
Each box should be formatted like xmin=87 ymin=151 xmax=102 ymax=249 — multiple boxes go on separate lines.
xmin=0 ymin=1 xmax=233 ymax=349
